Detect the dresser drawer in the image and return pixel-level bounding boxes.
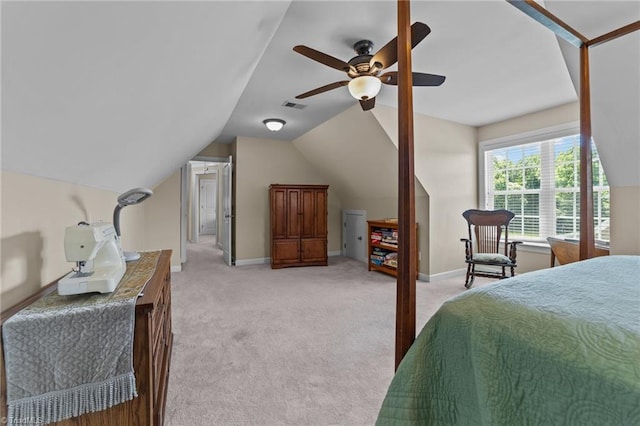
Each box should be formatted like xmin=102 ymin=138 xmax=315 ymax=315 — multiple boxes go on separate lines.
xmin=151 ymin=289 xmax=165 ymax=348
xmin=152 ymin=325 xmax=166 ymax=400
xmin=151 ymin=272 xmax=171 ymax=404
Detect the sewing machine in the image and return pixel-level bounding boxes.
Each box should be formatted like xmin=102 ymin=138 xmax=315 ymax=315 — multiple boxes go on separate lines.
xmin=58 ymin=222 xmax=127 ymax=296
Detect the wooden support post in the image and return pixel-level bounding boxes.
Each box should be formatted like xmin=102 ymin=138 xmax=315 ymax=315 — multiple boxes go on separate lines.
xmin=579 ymin=44 xmax=595 ymax=260
xmin=395 ymin=0 xmax=417 ymax=370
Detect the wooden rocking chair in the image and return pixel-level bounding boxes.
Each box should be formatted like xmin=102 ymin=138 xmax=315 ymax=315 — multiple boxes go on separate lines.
xmin=461 ymin=209 xmax=522 ymax=288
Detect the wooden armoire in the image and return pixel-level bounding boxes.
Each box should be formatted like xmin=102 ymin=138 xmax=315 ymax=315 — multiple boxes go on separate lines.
xmin=269 ymin=184 xmax=329 ymax=269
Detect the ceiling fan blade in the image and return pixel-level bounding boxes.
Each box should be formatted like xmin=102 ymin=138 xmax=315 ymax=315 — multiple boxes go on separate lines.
xmin=295 ymin=81 xmax=349 ymax=99
xmin=379 ymin=72 xmax=445 ymax=86
xmin=359 ymin=97 xmax=376 ymax=111
xmin=369 ymin=22 xmax=432 ymax=71
xmin=293 ymin=45 xmax=355 ymax=73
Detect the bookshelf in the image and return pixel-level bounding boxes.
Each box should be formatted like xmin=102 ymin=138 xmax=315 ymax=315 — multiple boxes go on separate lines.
xmin=367 ymin=219 xmax=419 ymax=278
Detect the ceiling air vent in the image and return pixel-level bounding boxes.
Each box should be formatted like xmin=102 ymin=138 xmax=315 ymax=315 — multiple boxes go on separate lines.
xmin=282 ymin=101 xmax=307 ymax=110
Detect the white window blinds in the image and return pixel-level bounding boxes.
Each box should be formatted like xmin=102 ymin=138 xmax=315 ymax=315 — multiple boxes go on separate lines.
xmin=480 ymin=125 xmax=610 ymax=243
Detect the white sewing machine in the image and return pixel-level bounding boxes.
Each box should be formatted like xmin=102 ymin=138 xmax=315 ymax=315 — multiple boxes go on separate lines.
xmin=58 ymin=222 xmax=127 ymax=296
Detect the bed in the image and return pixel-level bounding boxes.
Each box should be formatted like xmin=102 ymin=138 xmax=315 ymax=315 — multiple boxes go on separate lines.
xmin=376 ymin=255 xmax=640 ymax=425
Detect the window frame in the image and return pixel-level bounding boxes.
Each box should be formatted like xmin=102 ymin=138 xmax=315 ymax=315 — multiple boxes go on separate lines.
xmin=478 ymin=121 xmax=603 ymax=245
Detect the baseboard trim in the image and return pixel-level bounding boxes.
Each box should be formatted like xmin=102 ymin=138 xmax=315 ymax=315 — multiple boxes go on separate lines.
xmin=235 ymin=257 xmax=270 ymax=266
xmin=171 ymin=265 xmax=183 ymax=273
xmin=427 ymin=268 xmax=466 ymax=282
xmin=237 ymin=251 xmax=341 ymax=266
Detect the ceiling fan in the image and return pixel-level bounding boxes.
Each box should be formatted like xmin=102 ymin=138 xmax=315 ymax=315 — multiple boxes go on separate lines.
xmin=293 ymin=22 xmax=445 ymax=111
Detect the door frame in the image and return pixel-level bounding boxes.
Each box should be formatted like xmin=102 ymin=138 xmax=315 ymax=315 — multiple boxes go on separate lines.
xmin=221 ymin=156 xmax=233 ymax=266
xmin=180 ymin=155 xmax=231 ymax=265
xmin=342 ymin=209 xmax=367 ymax=262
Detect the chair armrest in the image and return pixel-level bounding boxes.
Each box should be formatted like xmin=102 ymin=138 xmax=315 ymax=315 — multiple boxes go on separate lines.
xmin=460 ymin=238 xmax=473 ymax=260
xmin=507 ymin=240 xmax=522 ymax=261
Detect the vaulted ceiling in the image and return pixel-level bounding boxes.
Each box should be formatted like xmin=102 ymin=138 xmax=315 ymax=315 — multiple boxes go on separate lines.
xmin=2 ymin=1 xmax=638 ymax=192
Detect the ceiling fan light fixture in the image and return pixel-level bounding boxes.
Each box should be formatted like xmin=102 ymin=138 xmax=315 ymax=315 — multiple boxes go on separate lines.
xmin=263 ymin=118 xmax=286 ymax=132
xmin=348 ymin=76 xmax=382 ymax=101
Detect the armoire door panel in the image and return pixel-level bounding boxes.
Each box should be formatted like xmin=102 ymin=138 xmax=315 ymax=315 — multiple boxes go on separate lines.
xmin=273 ymin=240 xmax=300 ymax=264
xmin=271 ymin=188 xmax=287 ymax=239
xmin=301 ymin=189 xmax=316 ymax=238
xmin=286 ymin=189 xmax=301 ymax=239
xmin=301 ymin=238 xmax=327 ymax=262
xmin=314 ymin=190 xmax=327 ymax=237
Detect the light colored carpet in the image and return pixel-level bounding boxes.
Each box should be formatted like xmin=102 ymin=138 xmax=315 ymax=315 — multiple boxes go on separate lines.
xmin=165 ymin=239 xmax=492 ymax=426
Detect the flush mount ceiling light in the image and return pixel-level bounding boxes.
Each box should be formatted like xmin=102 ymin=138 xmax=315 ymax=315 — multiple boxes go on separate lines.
xmin=347 ymin=75 xmax=382 ymax=101
xmin=263 ymin=118 xmax=286 ymax=132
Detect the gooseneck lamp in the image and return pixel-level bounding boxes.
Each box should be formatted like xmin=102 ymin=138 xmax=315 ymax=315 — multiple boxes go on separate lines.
xmin=113 ymin=187 xmax=153 ymax=261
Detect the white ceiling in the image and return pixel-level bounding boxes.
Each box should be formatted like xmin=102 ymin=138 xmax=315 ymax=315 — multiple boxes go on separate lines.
xmin=1 ymin=1 xmax=638 ymax=192
xmin=219 ymin=0 xmax=578 ymax=143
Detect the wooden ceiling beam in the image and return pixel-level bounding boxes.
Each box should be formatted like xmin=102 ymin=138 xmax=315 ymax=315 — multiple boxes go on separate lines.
xmin=507 ymin=0 xmax=588 ymax=47
xmin=588 ymin=20 xmax=640 ymax=47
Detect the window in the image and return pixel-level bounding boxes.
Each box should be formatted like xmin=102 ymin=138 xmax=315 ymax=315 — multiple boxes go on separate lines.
xmin=480 ymin=124 xmax=609 ymax=244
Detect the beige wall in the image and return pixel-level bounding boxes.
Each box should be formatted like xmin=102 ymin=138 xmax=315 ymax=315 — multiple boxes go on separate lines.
xmin=293 ymin=107 xmax=432 ymax=276
xmin=1 ymin=169 xmax=182 ymax=311
xmin=342 ymin=192 xmax=430 ymax=276
xmin=292 ymin=104 xmax=476 ymax=278
xmin=142 ymin=171 xmax=182 ymax=268
xmin=0 ymin=171 xmax=145 ymax=310
xmin=233 ymin=136 xmax=341 ymax=262
xmin=515 ymin=249 xmax=551 ymax=273
xmin=293 ymin=106 xmax=426 ymax=273
xmin=197 ymin=141 xmax=232 ymax=158
xmin=478 ymin=102 xmax=579 ymax=141
xmin=293 ymin=105 xmax=398 ymax=200
xmin=5 ymin=97 xmax=631 ymax=310
xmin=372 ymin=105 xmax=478 ymax=277
xmin=610 ymin=185 xmax=640 ymax=255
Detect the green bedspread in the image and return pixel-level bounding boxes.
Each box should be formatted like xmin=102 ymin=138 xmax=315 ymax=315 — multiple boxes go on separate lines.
xmin=377 ymin=255 xmax=640 ymax=425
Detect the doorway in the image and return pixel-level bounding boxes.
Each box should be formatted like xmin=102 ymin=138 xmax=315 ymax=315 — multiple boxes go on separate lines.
xmin=180 ymin=155 xmax=234 ymax=266
xmin=342 ymin=210 xmax=367 ymax=263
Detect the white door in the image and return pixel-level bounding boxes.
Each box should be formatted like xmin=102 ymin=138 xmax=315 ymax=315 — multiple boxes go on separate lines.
xmin=199 ymin=177 xmax=217 ymax=235
xmin=343 ymin=210 xmax=367 ymax=262
xmin=221 ymin=156 xmax=233 ymax=265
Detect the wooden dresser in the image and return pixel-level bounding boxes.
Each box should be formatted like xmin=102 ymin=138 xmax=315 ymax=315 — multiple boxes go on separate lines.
xmin=0 ymin=249 xmax=173 ymax=426
xmin=269 ymin=184 xmax=329 ymax=268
